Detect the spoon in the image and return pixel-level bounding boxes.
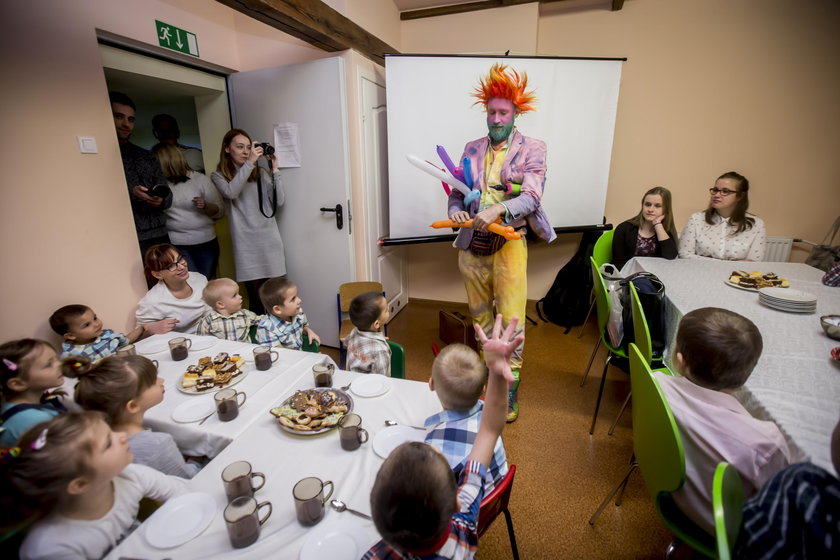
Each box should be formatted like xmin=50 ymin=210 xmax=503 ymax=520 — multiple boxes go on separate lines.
xmin=384 ymin=420 xmax=425 ymax=430
xmin=331 ymin=499 xmax=371 ymax=520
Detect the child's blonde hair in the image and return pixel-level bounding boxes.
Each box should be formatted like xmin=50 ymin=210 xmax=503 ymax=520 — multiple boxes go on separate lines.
xmin=0 ymin=339 xmax=63 ymax=400
xmin=73 ymin=356 xmax=158 ymax=425
xmin=431 ymin=343 xmax=487 ymax=410
xmin=202 ymin=278 xmax=238 ymax=308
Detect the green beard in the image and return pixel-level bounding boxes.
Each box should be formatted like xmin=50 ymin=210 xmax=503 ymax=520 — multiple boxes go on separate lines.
xmin=488 ymin=120 xmax=514 ymax=144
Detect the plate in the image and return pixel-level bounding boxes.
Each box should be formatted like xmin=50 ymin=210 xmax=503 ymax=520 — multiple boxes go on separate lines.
xmin=271 ymin=389 xmax=353 ymax=436
xmin=372 ymin=425 xmax=426 ymax=459
xmin=723 ymin=280 xmax=758 ymax=292
xmin=758 ymin=287 xmax=816 ymax=303
xmin=144 ymin=492 xmax=216 ymax=549
xmin=137 ymin=338 xmax=171 ymax=355
xmin=299 ymin=519 xmax=374 ymax=560
xmin=171 ymin=396 xmax=215 ymax=423
xmin=350 ymin=375 xmax=392 ymax=398
xmin=177 ymin=370 xmax=248 ymax=395
xmin=188 ymin=337 xmax=218 ymax=352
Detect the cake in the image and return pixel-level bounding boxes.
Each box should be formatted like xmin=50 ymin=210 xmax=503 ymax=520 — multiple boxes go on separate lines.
xmin=181 ymin=373 xmax=199 ymax=388
xmin=213 ymin=352 xmax=230 ymax=364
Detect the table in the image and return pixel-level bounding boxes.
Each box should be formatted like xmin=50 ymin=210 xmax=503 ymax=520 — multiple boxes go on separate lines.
xmin=623 ymin=257 xmax=840 ymax=474
xmin=106 ymin=369 xmax=442 ymax=559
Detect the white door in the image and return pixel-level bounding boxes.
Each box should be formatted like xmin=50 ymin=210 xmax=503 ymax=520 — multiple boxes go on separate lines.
xmin=228 ymin=57 xmax=354 ymax=347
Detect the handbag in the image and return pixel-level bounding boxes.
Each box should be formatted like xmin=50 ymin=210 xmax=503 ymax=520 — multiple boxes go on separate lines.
xmin=618 ymin=272 xmax=666 ymax=358
xmin=438 ymin=311 xmax=479 ymax=351
xmin=805 ymin=216 xmax=840 ymax=272
xmin=599 ymin=263 xmax=624 ymax=348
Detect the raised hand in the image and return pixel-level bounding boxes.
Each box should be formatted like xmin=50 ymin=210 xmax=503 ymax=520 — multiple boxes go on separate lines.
xmin=475 ymin=314 xmax=523 ymax=383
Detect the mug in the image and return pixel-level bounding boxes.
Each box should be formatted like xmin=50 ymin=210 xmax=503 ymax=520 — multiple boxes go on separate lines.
xmin=339 ymin=413 xmax=369 ymax=451
xmin=222 ymin=460 xmax=265 ymax=502
xmin=168 ymin=337 xmax=192 ymax=361
xmin=253 ymin=346 xmax=279 ymax=371
xmin=116 ymin=344 xmax=136 ymax=356
xmin=224 ymin=496 xmax=272 ymax=549
xmin=312 ymin=362 xmax=335 ymax=388
xmin=215 ymin=388 xmax=246 ymax=422
xmin=293 ymin=477 xmax=334 ymax=526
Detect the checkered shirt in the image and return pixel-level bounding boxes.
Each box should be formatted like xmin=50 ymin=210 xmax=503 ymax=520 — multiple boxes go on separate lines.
xmin=362 ymin=460 xmax=486 ymax=560
xmin=254 ymin=311 xmax=309 ymax=349
xmin=424 ymin=402 xmax=508 ymax=494
xmin=195 ymin=309 xmax=260 ymax=342
xmin=822 ymin=260 xmax=840 ymax=287
xmin=61 ymin=329 xmax=128 ymax=363
xmin=345 ymin=327 xmax=391 ymax=376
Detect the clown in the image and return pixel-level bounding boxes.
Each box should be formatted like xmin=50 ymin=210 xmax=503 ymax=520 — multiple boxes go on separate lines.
xmin=448 ymin=63 xmax=556 ymax=422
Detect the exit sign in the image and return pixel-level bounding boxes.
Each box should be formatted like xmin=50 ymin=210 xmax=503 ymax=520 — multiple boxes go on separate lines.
xmin=155 ymin=20 xmax=199 ymax=57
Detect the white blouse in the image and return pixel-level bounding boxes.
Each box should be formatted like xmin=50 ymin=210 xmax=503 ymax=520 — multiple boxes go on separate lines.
xmin=679 ymin=211 xmax=766 ymax=261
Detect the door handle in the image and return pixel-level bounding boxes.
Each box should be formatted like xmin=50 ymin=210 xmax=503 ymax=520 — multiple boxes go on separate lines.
xmin=319 ymin=204 xmax=343 ymax=230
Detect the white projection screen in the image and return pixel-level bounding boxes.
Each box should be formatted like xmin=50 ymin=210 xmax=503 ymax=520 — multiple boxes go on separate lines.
xmin=385 ymin=55 xmax=624 ymax=241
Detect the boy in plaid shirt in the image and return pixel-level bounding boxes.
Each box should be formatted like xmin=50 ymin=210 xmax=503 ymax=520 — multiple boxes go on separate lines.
xmin=254 ymin=277 xmax=320 ymax=349
xmin=195 ymin=278 xmax=260 ymax=341
xmin=50 ymin=304 xmax=145 ymax=363
xmin=345 ymin=291 xmax=391 ymax=376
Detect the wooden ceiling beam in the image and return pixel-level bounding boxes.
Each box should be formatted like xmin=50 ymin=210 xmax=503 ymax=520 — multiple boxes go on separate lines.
xmin=399 ymin=0 xmax=591 ymax=21
xmin=215 ymin=0 xmax=399 ymax=65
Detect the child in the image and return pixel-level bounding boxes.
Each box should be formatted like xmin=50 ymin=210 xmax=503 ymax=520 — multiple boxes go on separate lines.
xmin=364 ymin=314 xmax=521 ymax=559
xmin=1 ymin=412 xmax=186 ymax=560
xmin=72 ymin=355 xmax=201 ymax=478
xmin=657 ymin=307 xmax=791 ymax=535
xmin=0 ymin=339 xmax=67 ymax=447
xmin=346 ymin=291 xmax=391 ymax=375
xmin=50 ymin=304 xmax=145 ymax=362
xmin=195 ymin=277 xmax=261 ymax=341
xmin=425 ymin=343 xmax=508 ymax=493
xmin=255 ymin=277 xmax=320 ymax=349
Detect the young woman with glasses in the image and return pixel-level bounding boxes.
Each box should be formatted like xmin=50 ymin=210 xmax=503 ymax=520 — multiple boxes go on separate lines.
xmin=678 ymin=171 xmax=766 ymax=261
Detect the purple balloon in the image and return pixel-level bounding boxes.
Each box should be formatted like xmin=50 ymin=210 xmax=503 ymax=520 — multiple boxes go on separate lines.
xmin=437 ymin=145 xmax=465 ymax=182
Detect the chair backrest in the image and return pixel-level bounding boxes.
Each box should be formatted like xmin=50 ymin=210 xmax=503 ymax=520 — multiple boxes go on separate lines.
xmin=630 ymin=283 xmax=653 ymax=365
xmin=478 ymin=464 xmax=517 ymax=537
xmin=593 ymin=229 xmax=614 ymax=267
xmin=338 ymin=282 xmax=384 ymax=313
xmin=713 ymin=462 xmax=745 ymax=560
xmin=388 ymin=340 xmax=406 ymax=379
xmin=590 ymin=257 xmax=611 ymax=336
xmin=301 ymin=332 xmax=320 ymax=353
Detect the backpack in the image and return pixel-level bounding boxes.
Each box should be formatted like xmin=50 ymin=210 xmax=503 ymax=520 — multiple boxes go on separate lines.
xmin=618 ymin=272 xmax=666 ymax=358
xmin=536 ymin=230 xmax=602 ymax=331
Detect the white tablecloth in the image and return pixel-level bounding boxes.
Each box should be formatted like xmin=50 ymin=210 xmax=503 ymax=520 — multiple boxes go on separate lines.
xmin=106 ymin=370 xmax=442 ymax=559
xmin=623 ymin=257 xmax=840 ymax=474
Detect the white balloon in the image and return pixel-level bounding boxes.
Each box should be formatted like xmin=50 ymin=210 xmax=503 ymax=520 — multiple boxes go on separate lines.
xmin=406 ymin=154 xmax=471 ymax=197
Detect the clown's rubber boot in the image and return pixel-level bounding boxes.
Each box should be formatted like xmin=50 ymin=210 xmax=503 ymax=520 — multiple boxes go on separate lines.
xmin=506 ymin=369 xmax=521 ymax=423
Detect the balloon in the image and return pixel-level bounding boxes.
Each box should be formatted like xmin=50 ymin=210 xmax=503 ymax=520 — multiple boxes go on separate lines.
xmin=464 ymin=190 xmax=481 ymax=206
xmin=430 ymin=218 xmax=521 ymax=241
xmin=406 ymin=154 xmax=471 ymax=197
xmin=436 ymin=146 xmax=465 ymax=183
xmin=440 ymin=181 xmax=451 ymax=196
xmin=462 ymin=157 xmax=474 ymax=189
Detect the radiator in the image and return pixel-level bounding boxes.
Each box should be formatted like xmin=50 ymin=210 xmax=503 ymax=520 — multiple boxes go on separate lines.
xmin=764 ymin=236 xmax=792 ymax=262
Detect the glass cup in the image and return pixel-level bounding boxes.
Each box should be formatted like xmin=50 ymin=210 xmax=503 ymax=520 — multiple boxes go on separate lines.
xmin=253 ymin=346 xmax=279 ymax=371
xmin=168 ymin=337 xmax=192 ymax=361
xmin=116 ymin=344 xmax=136 ymax=356
xmin=222 ymin=460 xmax=265 ymax=502
xmin=312 ymin=362 xmax=335 ymax=388
xmin=215 ymin=388 xmax=246 ymax=422
xmin=293 ymin=477 xmax=334 ymax=526
xmin=339 ymin=413 xmax=369 ymax=451
xmin=224 ymin=496 xmax=272 ymax=549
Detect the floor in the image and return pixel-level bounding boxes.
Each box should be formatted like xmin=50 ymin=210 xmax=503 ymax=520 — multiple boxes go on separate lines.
xmin=324 ymin=299 xmax=678 ymax=559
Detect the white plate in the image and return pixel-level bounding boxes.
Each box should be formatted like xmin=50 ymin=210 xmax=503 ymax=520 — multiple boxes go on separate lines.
xmin=350 ymin=375 xmax=392 ymax=398
xmin=144 ymin=492 xmax=216 ymax=549
xmin=188 ymin=337 xmax=218 ymax=352
xmin=171 ymin=396 xmax=216 ymax=423
xmin=759 ymin=299 xmax=816 ymax=314
xmin=299 ymin=519 xmax=373 ymax=560
xmin=177 ymin=370 xmax=248 ymax=395
xmin=758 ymin=287 xmax=816 ymax=303
xmin=372 ymin=425 xmax=426 ymax=459
xmin=723 ymin=279 xmax=759 ymax=292
xmin=137 ymin=338 xmax=170 ymax=355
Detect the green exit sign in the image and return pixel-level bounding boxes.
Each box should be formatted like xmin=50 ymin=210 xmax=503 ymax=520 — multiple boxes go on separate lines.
xmin=155 ymin=20 xmax=199 ymax=57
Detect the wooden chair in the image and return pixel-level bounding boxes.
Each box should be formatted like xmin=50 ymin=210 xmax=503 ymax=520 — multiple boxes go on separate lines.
xmin=336 ymin=281 xmax=383 ymax=367
xmin=478 ymin=464 xmax=520 ymax=560
xmin=388 ymin=340 xmax=406 ymax=379
xmin=713 ymin=462 xmax=745 ymax=560
xmin=577 ymin=229 xmax=615 ymax=339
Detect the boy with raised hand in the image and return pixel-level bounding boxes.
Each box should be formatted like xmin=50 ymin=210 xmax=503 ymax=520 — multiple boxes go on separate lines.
xmin=363 ymin=314 xmax=521 ymax=560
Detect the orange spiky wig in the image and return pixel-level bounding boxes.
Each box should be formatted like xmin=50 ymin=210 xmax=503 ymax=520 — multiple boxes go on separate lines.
xmin=472 ymin=63 xmax=537 ymax=114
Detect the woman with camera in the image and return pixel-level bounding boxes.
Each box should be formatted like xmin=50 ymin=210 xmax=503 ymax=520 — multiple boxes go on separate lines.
xmin=212 ymin=129 xmax=286 ymax=313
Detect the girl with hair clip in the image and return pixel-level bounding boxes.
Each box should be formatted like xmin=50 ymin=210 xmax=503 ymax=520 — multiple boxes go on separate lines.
xmin=679 ymin=171 xmax=766 ymax=261
xmin=1 ymin=412 xmax=186 ymax=560
xmin=0 ymin=339 xmax=69 ymax=447
xmin=612 ymin=186 xmax=679 ymax=271
xmin=211 ymin=128 xmax=286 ymax=314
xmin=72 ymin=355 xmax=202 ymax=478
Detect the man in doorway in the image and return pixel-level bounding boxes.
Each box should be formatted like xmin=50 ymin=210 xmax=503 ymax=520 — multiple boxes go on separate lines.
xmin=448 ymin=64 xmax=556 ymax=422
xmin=151 ymin=113 xmax=205 ymax=173
xmin=110 ymin=91 xmax=173 ymax=265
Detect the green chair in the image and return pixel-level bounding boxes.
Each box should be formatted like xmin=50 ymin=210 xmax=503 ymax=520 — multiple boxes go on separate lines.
xmin=577 ymin=229 xmax=615 ymax=340
xmin=301 ymin=332 xmax=320 ymax=353
xmin=713 ymin=462 xmax=745 ymax=560
xmin=388 ymin=340 xmax=406 ymax=379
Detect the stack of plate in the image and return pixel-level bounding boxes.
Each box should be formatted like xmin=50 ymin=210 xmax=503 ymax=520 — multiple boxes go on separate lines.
xmin=758 ymin=287 xmax=817 ymax=313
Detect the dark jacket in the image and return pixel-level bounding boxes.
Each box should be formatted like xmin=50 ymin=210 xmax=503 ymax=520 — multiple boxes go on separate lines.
xmin=612 ymin=220 xmax=677 ymax=270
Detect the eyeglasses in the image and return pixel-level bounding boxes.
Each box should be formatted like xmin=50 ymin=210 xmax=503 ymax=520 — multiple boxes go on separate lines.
xmin=164 ymin=256 xmax=188 ymax=272
xmin=709 ymin=187 xmax=738 ymax=196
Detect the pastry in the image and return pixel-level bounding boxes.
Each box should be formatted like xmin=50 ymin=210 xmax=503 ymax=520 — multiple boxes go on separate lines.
xmin=214 ymin=371 xmax=233 ymax=385
xmin=198 ymin=356 xmax=213 ymax=368
xmin=213 ymin=352 xmax=229 ymax=364
xmin=185 ymin=365 xmax=204 ymax=374
xmin=181 ymin=373 xmax=199 ymax=388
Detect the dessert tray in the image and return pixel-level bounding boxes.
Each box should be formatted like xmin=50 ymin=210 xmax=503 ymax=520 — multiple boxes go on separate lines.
xmin=177 ymin=352 xmax=248 ymax=395
xmin=725 ymin=270 xmax=789 ymax=292
xmin=269 ymin=388 xmax=353 ymax=435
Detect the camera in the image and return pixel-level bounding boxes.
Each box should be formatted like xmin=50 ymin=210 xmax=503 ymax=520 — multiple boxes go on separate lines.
xmin=148 ymin=184 xmax=171 ymax=199
xmin=253 ymin=142 xmax=275 ymax=156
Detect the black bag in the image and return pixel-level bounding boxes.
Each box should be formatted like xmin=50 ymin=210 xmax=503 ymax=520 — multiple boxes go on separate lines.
xmin=805 ymin=216 xmax=840 ymax=272
xmin=618 ymin=272 xmax=666 ymax=359
xmin=536 ymin=230 xmax=602 ymax=330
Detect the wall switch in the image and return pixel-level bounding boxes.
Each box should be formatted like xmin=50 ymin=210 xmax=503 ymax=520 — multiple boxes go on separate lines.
xmin=77 ymin=136 xmax=98 ymax=154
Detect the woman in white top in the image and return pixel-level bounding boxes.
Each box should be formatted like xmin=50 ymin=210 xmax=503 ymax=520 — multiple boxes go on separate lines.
xmin=135 ymin=244 xmax=210 ymax=334
xmin=679 ymin=171 xmax=766 ymax=261
xmin=211 ymin=129 xmax=286 ymax=314
xmin=151 ymin=144 xmax=224 ymax=280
